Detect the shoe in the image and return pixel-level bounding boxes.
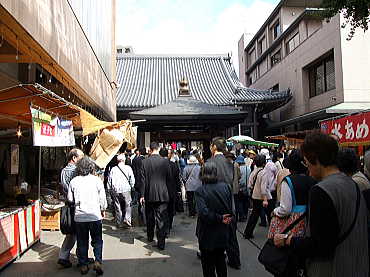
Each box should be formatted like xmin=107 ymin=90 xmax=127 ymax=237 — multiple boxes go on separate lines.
xmin=80 ymin=265 xmax=89 ymax=275
xmin=77 ymin=258 xmax=95 ymax=267
xmin=57 ymin=259 xmax=72 ymax=268
xmin=147 ymin=237 xmax=154 ymax=243
xmin=93 ymin=261 xmax=104 ymax=276
xmin=156 ymin=245 xmax=165 ymax=251
xmin=196 ymin=250 xmax=201 ymax=259
xmin=123 ymin=220 xmax=132 ymax=227
xmin=227 ymin=262 xmax=241 ymax=270
xmin=259 ymin=222 xmax=267 ymax=227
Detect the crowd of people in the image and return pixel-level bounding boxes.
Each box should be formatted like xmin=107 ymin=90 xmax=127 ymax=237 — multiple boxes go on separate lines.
xmin=56 ymin=133 xmax=370 ymax=277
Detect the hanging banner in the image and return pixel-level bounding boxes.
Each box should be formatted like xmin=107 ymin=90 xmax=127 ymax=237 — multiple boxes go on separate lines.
xmin=31 ymin=108 xmax=75 ymax=147
xmin=320 ymin=111 xmax=370 ymax=145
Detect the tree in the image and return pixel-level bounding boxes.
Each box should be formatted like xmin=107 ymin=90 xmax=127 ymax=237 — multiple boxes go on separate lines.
xmin=321 ymin=0 xmax=370 ymax=40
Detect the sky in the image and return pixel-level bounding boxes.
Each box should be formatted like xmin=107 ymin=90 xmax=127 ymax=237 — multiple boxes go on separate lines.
xmin=116 ymin=0 xmax=280 ymax=71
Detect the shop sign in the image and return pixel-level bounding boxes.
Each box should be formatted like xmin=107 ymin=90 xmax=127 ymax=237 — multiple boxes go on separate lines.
xmin=31 ymin=108 xmax=75 ymax=147
xmin=320 ymin=111 xmax=370 ymax=144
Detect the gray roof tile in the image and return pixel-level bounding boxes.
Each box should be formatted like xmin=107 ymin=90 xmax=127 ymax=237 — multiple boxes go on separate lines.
xmin=116 ymin=54 xmax=291 ymax=109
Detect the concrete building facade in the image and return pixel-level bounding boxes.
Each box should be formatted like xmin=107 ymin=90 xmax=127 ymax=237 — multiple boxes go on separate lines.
xmin=238 ymin=0 xmax=370 ymax=135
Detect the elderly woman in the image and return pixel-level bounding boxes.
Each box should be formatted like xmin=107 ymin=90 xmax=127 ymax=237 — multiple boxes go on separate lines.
xmin=195 ymin=162 xmax=233 ymax=277
xmin=183 ymin=155 xmax=202 ymax=217
xmin=68 ymin=156 xmax=107 ymax=275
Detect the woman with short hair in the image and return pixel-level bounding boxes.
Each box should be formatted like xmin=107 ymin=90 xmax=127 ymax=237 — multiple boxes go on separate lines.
xmin=68 ymin=156 xmax=107 ymax=275
xmin=195 ymin=162 xmax=233 ymax=277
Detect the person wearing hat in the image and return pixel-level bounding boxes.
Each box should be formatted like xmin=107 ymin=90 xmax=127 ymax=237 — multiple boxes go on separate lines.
xmin=183 ymin=155 xmax=202 ymax=217
xmin=245 ymin=150 xmax=256 ymax=168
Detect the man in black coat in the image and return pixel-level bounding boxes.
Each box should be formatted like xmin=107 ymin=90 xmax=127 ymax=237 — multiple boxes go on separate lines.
xmin=139 ymin=142 xmax=170 ymax=250
xmin=159 ymin=148 xmax=180 ymax=233
xmin=207 ymin=137 xmax=241 ymax=270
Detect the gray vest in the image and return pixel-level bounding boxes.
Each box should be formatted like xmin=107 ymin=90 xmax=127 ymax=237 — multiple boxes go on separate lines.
xmin=307 ymin=172 xmax=369 ymax=277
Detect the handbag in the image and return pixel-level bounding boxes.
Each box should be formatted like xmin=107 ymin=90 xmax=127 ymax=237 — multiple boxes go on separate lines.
xmin=259 ymin=180 xmax=361 ymax=276
xmin=60 ymin=204 xmax=76 ymax=235
xmin=268 ymin=176 xmax=307 ymax=239
xmin=258 ymin=212 xmax=307 ymax=276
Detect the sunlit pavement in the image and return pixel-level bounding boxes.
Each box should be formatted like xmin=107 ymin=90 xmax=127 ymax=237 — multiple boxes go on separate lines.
xmin=1 ymin=213 xmax=271 ymax=277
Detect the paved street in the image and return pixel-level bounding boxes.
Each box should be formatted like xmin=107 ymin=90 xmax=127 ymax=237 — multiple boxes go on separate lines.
xmin=1 ymin=213 xmax=271 ymax=277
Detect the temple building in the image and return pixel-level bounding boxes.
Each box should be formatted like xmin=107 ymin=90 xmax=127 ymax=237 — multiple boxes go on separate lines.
xmin=116 ymin=53 xmax=292 ymax=148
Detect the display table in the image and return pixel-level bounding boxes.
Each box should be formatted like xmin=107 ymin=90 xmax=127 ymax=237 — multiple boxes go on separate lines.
xmin=0 ymin=200 xmax=40 ymax=270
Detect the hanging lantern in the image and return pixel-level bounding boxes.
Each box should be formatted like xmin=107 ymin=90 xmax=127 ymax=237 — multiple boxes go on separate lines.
xmin=16 ymin=122 xmax=22 ymax=138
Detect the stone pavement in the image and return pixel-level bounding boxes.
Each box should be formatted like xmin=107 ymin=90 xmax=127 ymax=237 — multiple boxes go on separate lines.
xmin=1 ymin=213 xmax=272 ymax=277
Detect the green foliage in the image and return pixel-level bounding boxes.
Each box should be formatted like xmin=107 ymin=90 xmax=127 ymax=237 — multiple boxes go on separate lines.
xmin=321 ymin=0 xmax=370 ymax=40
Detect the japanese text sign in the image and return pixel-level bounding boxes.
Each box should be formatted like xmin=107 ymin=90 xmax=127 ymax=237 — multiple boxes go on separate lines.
xmin=31 ymin=108 xmax=75 ymax=147
xmin=320 ymin=111 xmax=370 ymax=145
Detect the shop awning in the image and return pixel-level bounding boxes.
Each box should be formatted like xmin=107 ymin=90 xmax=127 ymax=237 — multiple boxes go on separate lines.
xmin=0 ymin=83 xmax=81 ymax=129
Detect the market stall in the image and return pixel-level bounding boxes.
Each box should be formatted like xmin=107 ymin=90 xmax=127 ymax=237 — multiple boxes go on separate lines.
xmin=0 ymin=84 xmax=80 ymax=269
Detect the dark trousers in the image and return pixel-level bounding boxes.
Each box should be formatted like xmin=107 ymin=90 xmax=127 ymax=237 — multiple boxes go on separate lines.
xmin=186 ymin=191 xmax=196 ymax=216
xmin=244 ymin=199 xmax=273 ymax=237
xmin=145 ymin=202 xmax=169 ymax=249
xmin=167 ymin=199 xmax=175 ymax=231
xmin=200 ymin=248 xmax=227 ymax=277
xmin=226 ymin=220 xmax=240 ymax=267
xmin=75 ymin=220 xmax=103 ymax=266
xmin=234 ymin=193 xmax=249 ymax=221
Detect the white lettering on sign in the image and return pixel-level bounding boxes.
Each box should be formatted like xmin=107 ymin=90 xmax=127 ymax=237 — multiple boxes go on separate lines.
xmin=356 ymin=119 xmax=369 ymax=139
xmin=331 ymin=123 xmax=343 ymax=139
xmin=345 ymin=120 xmax=355 ymax=140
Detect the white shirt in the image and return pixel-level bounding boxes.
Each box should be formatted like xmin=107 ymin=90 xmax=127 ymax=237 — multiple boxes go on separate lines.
xmin=68 ymin=174 xmax=107 ymax=222
xmin=108 ymin=163 xmax=135 ymax=193
xmin=273 ymin=180 xmax=292 ymax=217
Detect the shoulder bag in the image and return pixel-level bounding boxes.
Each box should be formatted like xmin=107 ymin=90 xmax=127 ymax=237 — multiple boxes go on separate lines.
xmin=258 ymin=180 xmax=361 ymax=276
xmin=117 ymin=165 xmax=138 ymax=206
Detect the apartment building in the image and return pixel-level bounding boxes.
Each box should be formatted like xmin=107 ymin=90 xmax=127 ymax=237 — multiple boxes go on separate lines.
xmin=238 ymin=0 xmax=370 ymax=135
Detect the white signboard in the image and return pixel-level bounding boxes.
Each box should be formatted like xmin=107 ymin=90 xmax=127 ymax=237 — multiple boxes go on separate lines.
xmin=31 ymin=108 xmax=75 ymax=147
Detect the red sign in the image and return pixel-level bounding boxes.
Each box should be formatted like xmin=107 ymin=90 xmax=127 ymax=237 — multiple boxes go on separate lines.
xmin=40 ymin=123 xmax=55 ymax=137
xmin=320 ymin=111 xmax=370 ymax=145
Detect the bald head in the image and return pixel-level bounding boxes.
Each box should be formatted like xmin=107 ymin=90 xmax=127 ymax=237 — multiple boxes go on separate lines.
xmin=67 ymin=148 xmax=84 ymax=164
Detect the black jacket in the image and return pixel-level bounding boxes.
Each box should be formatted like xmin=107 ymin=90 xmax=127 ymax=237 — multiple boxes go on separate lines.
xmin=195 ymin=182 xmax=233 ymax=250
xmin=132 ymin=155 xmax=145 ymax=192
xmin=207 ymin=154 xmax=233 ymax=186
xmin=140 ymin=154 xmax=170 ymax=202
xmin=167 ymin=160 xmax=181 ymax=199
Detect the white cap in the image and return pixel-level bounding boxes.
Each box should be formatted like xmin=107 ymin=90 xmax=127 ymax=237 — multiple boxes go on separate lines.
xmin=260 ymin=148 xmax=271 ymax=160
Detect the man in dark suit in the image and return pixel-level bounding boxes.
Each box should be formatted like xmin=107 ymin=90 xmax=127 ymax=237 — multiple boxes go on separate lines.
xmin=207 ymin=137 xmax=241 ymax=270
xmin=132 ymin=148 xmax=147 ymax=224
xmin=139 ymin=142 xmax=170 ymax=250
xmin=159 ymin=148 xmax=180 ymax=233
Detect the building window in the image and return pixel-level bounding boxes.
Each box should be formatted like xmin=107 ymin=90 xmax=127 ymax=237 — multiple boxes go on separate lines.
xmin=273 ymin=21 xmax=281 ymax=40
xmin=308 ymin=52 xmax=335 ymax=97
xmin=258 ymin=36 xmax=265 ymax=55
xmin=271 ymin=84 xmax=279 ymax=92
xmin=286 ymin=32 xmax=299 ymax=54
xmin=249 ymin=48 xmax=256 ymax=66
xmin=271 ymin=50 xmax=281 ymax=67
